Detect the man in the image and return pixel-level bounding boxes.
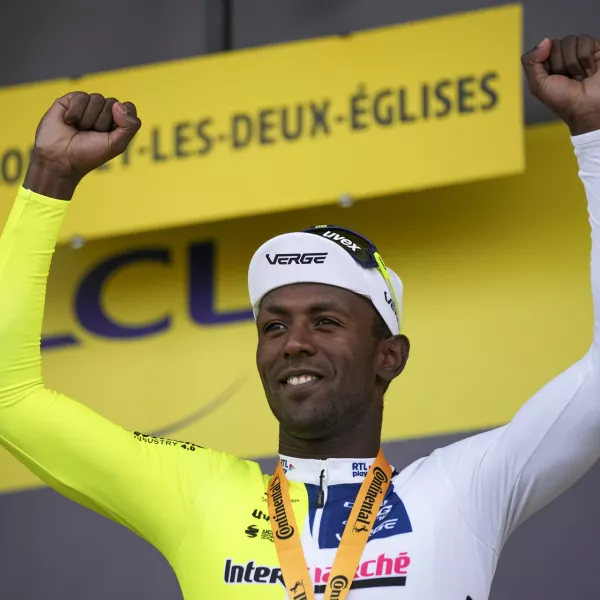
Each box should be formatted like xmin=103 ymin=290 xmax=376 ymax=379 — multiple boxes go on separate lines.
xmin=1 ymin=35 xmax=600 ymax=600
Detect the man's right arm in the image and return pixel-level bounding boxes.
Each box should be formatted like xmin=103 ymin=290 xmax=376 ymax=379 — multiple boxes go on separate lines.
xmin=0 ymin=93 xmax=240 ymax=563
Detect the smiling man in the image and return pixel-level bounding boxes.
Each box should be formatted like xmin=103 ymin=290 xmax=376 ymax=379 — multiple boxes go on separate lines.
xmin=2 ymin=35 xmax=600 ymax=600
xmin=251 ymin=230 xmax=408 ymax=461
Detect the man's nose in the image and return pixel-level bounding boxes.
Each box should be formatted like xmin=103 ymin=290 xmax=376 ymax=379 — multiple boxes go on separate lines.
xmin=283 ymin=322 xmax=317 ymax=359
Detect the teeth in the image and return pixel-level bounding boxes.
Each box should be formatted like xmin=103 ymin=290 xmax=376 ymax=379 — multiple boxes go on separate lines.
xmin=287 ymin=374 xmax=317 ymax=386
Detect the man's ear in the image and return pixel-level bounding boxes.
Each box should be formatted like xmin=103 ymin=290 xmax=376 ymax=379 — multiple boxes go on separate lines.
xmin=377 ymin=334 xmax=410 ymax=384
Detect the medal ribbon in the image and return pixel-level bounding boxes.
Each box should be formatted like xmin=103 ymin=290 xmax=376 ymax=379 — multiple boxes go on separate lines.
xmin=267 ymin=449 xmax=392 ymax=600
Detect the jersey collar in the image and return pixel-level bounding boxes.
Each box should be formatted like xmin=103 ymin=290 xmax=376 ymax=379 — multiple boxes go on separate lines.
xmin=278 ymin=455 xmax=378 ymax=485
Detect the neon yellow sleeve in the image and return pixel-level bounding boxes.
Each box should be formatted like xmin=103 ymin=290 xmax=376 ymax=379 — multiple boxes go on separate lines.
xmin=0 ymin=187 xmax=240 ymax=563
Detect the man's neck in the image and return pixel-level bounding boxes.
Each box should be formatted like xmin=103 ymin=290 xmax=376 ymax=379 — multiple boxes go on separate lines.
xmin=278 ymin=426 xmax=381 ymax=460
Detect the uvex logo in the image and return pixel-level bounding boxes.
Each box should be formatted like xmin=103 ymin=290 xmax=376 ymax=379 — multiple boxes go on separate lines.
xmin=384 ymin=290 xmax=397 ymax=315
xmin=323 ymin=231 xmax=361 ymax=252
xmin=266 ymin=252 xmax=327 ymax=265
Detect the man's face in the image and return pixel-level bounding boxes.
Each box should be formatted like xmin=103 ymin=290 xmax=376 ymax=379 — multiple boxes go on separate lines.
xmin=256 ymin=283 xmax=388 ymax=440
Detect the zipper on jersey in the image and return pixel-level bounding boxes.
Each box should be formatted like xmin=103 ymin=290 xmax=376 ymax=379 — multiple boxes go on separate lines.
xmin=312 ymin=461 xmax=328 ymax=552
xmin=316 ymin=468 xmax=326 ymax=508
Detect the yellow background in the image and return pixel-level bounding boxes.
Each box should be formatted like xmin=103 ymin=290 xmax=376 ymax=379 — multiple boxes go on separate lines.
xmin=0 ymin=121 xmax=591 ymax=492
xmin=0 ymin=4 xmax=523 ymax=242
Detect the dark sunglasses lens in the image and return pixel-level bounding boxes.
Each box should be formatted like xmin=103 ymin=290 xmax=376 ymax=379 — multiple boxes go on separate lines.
xmin=304 ymin=226 xmax=375 ymax=265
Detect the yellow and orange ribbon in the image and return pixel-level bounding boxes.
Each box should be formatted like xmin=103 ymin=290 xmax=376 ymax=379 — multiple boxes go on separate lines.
xmin=267 ymin=449 xmax=392 ymax=600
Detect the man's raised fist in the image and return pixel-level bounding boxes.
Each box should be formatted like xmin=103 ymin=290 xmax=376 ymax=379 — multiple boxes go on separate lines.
xmin=522 ymin=35 xmax=600 ymax=135
xmin=30 ymin=91 xmax=141 ymax=183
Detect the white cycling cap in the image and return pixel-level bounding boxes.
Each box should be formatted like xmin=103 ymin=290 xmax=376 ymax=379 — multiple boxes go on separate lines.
xmin=248 ymin=228 xmax=403 ymax=335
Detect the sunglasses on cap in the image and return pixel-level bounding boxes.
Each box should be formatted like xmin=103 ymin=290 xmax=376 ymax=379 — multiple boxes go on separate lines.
xmin=303 ymin=225 xmax=402 ymax=332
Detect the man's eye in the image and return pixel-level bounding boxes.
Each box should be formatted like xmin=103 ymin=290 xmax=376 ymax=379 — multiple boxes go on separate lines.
xmin=317 ymin=317 xmax=340 ymax=327
xmin=264 ymin=322 xmax=285 ymax=333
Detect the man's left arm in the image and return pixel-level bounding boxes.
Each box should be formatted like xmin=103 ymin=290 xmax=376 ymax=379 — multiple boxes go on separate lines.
xmin=435 ymin=35 xmax=600 ymax=554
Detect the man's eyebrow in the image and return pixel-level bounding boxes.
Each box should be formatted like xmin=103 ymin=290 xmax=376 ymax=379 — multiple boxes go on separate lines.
xmin=260 ymin=301 xmax=352 ymax=318
xmin=307 ymin=302 xmax=352 ymax=318
xmin=259 ymin=304 xmax=290 ymax=318
xmin=259 ymin=301 xmax=353 ymax=319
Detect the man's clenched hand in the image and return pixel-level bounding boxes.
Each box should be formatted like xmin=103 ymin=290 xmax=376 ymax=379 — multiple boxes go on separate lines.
xmin=24 ymin=92 xmax=141 ymax=199
xmin=522 ymin=35 xmax=600 ymax=135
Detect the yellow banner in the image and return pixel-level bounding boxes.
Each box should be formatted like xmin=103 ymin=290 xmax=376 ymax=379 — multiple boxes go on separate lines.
xmin=0 ymin=122 xmax=589 ymax=493
xmin=0 ymin=5 xmax=523 ymax=242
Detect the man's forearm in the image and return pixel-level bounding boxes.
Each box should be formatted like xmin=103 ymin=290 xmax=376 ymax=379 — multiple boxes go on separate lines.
xmin=574 ymin=128 xmax=600 ymax=348
xmin=0 ymin=188 xmax=69 ymax=403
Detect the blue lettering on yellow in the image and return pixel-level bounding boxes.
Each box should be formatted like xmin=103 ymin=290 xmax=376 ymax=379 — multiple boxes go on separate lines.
xmin=75 ymin=248 xmax=172 ymax=339
xmin=41 ymin=241 xmax=254 ymax=351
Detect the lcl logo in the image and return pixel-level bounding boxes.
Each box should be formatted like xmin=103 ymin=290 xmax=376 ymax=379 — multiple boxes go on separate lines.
xmin=42 ymin=241 xmax=253 ymax=351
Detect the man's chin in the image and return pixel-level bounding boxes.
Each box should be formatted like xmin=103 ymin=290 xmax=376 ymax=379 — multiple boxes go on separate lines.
xmin=267 ymin=380 xmax=343 ymax=436
xmin=273 ymin=403 xmax=341 ymax=441
xmin=281 ymin=417 xmax=337 ymax=441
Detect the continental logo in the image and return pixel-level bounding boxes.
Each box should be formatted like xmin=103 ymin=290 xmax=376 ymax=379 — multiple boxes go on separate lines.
xmin=328 ymin=575 xmax=349 ymax=599
xmin=353 ymin=466 xmax=389 ymax=530
xmin=269 ymin=475 xmax=295 ymax=540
